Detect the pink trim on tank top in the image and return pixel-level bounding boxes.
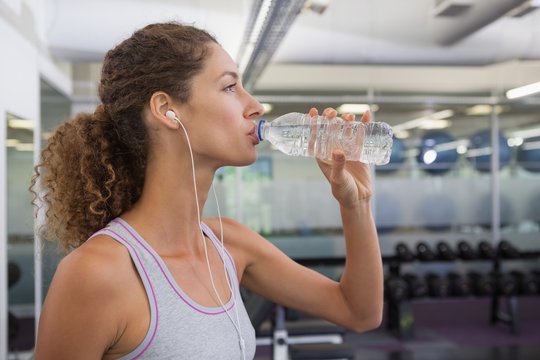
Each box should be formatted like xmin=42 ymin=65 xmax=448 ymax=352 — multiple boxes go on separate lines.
xmin=98 ymin=228 xmax=158 ymax=360
xmin=112 ymin=218 xmax=237 ymax=315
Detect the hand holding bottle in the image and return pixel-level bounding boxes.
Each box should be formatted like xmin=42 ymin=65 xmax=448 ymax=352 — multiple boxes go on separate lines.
xmin=313 ymin=107 xmax=373 ymax=208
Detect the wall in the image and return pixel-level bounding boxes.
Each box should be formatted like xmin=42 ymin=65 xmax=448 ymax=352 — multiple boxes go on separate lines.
xmin=0 ymin=0 xmax=72 ymax=356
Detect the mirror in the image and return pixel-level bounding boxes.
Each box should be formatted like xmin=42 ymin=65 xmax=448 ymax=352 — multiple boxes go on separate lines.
xmin=6 ymin=111 xmax=34 ymax=353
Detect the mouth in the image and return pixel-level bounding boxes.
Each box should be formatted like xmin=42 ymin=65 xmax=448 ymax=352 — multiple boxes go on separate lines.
xmin=248 ymin=126 xmax=260 ymax=145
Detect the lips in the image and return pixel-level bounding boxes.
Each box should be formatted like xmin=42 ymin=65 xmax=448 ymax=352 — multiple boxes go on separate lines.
xmin=248 ymin=126 xmax=260 ymax=145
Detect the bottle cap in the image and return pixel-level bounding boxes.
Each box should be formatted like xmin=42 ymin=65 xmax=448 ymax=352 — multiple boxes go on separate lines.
xmin=257 ymin=119 xmax=266 ymax=141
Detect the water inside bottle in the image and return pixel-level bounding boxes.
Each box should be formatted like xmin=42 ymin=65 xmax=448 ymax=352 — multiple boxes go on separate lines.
xmin=263 ymin=115 xmax=393 ymax=165
xmin=264 ymin=124 xmax=313 ymax=157
xmin=360 ymin=122 xmax=393 ymax=165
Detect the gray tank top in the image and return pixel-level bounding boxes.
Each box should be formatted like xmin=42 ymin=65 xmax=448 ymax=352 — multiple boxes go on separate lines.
xmin=91 ymin=218 xmax=256 ymax=359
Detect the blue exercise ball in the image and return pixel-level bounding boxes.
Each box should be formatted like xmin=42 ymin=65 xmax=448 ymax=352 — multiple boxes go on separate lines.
xmin=376 ymin=137 xmax=406 ymax=174
xmin=416 ymin=131 xmax=458 ymax=175
xmin=467 ymin=130 xmax=511 ymax=173
xmin=517 ymin=136 xmax=540 ymax=173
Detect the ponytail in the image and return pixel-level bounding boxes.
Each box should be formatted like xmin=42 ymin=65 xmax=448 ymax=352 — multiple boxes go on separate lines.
xmin=32 ymin=105 xmax=147 ymax=251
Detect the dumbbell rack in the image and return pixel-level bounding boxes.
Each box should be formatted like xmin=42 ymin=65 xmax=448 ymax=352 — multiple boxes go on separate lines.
xmin=383 ymin=249 xmax=540 ymax=339
xmin=489 ymin=251 xmax=540 ymax=333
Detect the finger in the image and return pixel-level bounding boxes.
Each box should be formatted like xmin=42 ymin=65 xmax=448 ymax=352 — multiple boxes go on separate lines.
xmin=323 ymin=107 xmax=337 ymax=119
xmin=341 ymin=112 xmax=355 ymax=122
xmin=308 ymin=107 xmax=319 ymax=117
xmin=360 ymin=110 xmax=372 ymax=123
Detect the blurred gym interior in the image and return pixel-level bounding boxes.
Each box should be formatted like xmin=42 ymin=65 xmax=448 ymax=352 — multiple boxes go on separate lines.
xmin=2 ymin=0 xmax=540 ymax=359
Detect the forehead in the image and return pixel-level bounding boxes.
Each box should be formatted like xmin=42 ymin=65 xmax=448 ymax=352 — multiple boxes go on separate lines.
xmin=202 ymin=43 xmax=238 ymax=78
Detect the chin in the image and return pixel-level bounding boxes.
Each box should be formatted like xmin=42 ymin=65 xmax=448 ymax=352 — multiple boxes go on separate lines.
xmin=230 ymin=150 xmax=258 ymax=167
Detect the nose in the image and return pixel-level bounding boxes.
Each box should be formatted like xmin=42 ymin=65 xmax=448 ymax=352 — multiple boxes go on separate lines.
xmin=244 ymin=92 xmax=264 ymax=120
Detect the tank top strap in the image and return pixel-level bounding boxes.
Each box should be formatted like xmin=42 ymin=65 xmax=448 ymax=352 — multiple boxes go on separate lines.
xmin=88 ymin=223 xmax=159 ymax=359
xmin=200 ymin=222 xmax=240 ymax=291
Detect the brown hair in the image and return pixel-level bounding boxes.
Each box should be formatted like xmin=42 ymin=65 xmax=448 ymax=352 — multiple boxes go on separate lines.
xmin=31 ymin=22 xmax=218 ymax=251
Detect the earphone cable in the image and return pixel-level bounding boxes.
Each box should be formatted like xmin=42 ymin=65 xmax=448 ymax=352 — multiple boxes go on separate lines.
xmin=175 ymin=120 xmax=246 ymax=360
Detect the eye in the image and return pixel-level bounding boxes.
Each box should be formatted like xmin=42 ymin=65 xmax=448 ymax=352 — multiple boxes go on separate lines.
xmin=224 ymin=83 xmax=237 ymax=92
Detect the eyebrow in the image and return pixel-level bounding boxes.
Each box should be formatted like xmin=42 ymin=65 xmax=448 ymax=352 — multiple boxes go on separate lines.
xmin=219 ymin=71 xmax=239 ymax=80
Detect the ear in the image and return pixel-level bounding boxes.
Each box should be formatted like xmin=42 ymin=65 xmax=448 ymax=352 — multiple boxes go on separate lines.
xmin=149 ymin=91 xmax=179 ymax=129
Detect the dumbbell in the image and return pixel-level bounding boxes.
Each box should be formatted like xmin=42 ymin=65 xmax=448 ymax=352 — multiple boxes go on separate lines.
xmin=457 ymin=240 xmax=477 ymax=260
xmin=447 ymin=272 xmax=472 ymax=297
xmin=416 ymin=242 xmax=436 ymax=261
xmin=498 ymin=240 xmax=520 ymax=259
xmin=510 ymin=270 xmax=540 ymax=295
xmin=8 ymin=262 xmax=22 ymax=341
xmin=436 ymin=241 xmax=457 ymax=261
xmin=491 ymin=272 xmax=518 ymax=296
xmin=478 ymin=241 xmax=496 ymax=259
xmin=8 ymin=262 xmax=21 ymax=288
xmin=425 ymin=273 xmax=450 ymax=298
xmin=395 ymin=242 xmax=415 ymax=262
xmin=402 ymin=273 xmax=428 ymax=298
xmin=385 ymin=276 xmax=409 ymax=303
xmin=468 ymin=272 xmax=495 ymax=296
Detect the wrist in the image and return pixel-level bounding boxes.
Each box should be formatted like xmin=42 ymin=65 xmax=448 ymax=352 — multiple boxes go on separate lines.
xmin=340 ymin=197 xmax=372 ymax=211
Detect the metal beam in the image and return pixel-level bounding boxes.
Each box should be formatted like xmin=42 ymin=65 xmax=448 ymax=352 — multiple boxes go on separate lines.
xmin=434 ymin=0 xmax=529 ymax=45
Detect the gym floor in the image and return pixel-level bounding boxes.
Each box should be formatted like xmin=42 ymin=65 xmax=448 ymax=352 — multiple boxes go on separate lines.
xmin=8 ymin=297 xmax=540 ymax=359
xmin=254 ymin=297 xmax=540 ymax=360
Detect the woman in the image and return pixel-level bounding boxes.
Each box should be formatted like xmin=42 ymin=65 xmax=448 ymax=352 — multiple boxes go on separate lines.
xmin=33 ymin=22 xmax=383 ymax=359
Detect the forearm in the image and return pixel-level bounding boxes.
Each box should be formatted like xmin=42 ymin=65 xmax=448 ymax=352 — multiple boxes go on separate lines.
xmin=338 ymin=200 xmax=384 ymax=329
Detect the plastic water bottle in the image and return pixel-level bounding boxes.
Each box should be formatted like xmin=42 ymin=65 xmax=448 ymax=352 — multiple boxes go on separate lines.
xmin=256 ymin=112 xmax=393 ymax=165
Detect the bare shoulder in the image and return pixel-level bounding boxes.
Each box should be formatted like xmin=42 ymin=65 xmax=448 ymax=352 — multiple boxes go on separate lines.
xmin=203 ymin=217 xmax=273 ymax=271
xmin=204 ymin=216 xmax=265 ymax=249
xmin=57 ymin=234 xmax=133 ymax=290
xmin=35 ymin=234 xmax=136 ymax=358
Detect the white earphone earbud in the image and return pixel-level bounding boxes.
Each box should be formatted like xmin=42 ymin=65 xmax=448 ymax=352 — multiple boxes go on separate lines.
xmin=165 ymin=110 xmax=179 ymax=123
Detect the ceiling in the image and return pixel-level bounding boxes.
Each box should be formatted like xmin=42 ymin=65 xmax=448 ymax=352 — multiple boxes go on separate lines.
xmin=41 ymin=0 xmax=540 ymax=136
xmin=43 ymin=0 xmax=540 ymax=92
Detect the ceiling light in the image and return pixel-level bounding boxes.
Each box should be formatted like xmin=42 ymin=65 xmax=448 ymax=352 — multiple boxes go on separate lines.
xmin=466 ymin=147 xmax=492 ymax=158
xmin=507 ymin=0 xmax=540 ymax=17
xmin=14 ymin=143 xmax=34 ymax=151
xmin=395 ymin=130 xmax=410 ymax=139
xmin=433 ymin=0 xmax=473 ymax=17
xmin=430 ymin=109 xmax=454 ymax=120
xmin=336 ymin=103 xmax=378 ymax=114
xmin=6 ymin=139 xmax=20 ymax=147
xmin=419 ymin=119 xmax=451 ymax=130
xmin=507 ymin=137 xmax=524 ymax=147
xmin=393 ymin=109 xmax=454 ymax=132
xmin=464 ymin=104 xmax=506 ymax=116
xmin=262 ymin=103 xmax=273 ymax=114
xmin=522 ymin=140 xmax=540 ymax=151
xmin=8 ymin=118 xmax=34 ymax=130
xmin=434 ymin=139 xmax=469 ymax=152
xmin=506 ymin=81 xmax=540 ymax=99
xmin=508 ymin=127 xmax=540 ymax=139
xmin=304 ymin=0 xmax=330 ymax=14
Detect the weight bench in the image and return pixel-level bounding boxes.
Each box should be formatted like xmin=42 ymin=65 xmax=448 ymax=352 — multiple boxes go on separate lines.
xmin=244 ymin=292 xmax=355 ymax=359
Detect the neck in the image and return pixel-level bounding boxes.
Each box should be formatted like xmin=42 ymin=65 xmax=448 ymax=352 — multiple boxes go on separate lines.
xmin=124 ymin=154 xmax=218 ymax=255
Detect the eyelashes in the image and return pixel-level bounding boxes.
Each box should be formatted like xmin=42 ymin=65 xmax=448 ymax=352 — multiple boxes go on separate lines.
xmin=224 ymin=83 xmax=237 ymax=92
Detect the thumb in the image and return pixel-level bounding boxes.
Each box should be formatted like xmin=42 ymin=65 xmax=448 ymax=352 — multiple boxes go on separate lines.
xmin=330 ymin=151 xmax=347 ymax=185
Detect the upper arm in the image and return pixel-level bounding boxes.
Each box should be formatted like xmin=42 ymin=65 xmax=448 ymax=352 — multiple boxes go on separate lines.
xmin=34 ymin=238 xmax=125 ymax=359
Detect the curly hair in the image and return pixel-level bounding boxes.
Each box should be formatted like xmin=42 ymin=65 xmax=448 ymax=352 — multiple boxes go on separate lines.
xmin=31 ymin=22 xmax=218 ymax=251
